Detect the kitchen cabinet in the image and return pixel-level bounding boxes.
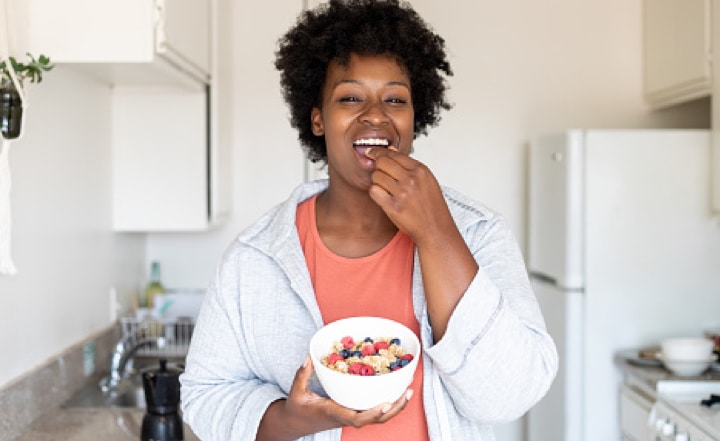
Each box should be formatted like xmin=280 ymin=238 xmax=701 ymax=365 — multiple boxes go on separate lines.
xmin=11 ymin=0 xmax=211 ymax=89
xmin=643 ymin=0 xmax=720 ymax=213
xmin=111 ymin=85 xmax=229 ymax=232
xmin=642 ymin=0 xmax=711 ymax=109
xmin=10 ymin=0 xmax=229 ymax=230
xmin=619 ymin=385 xmax=653 ymax=441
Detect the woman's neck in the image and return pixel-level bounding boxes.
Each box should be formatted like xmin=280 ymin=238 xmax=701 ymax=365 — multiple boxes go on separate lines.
xmin=315 ymin=187 xmax=399 ymax=258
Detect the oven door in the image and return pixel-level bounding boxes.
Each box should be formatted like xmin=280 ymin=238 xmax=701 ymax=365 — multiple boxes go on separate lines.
xmin=652 ymin=400 xmax=718 ymax=441
xmin=620 ymin=385 xmax=654 ymax=441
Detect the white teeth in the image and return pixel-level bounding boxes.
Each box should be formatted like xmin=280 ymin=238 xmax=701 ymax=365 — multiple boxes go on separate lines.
xmin=353 ymin=138 xmax=389 ymax=146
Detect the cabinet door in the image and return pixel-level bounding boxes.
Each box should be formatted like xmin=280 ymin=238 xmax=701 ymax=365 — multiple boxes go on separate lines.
xmin=11 ymin=0 xmax=153 ymax=63
xmin=112 ymin=87 xmax=209 ymax=232
xmin=10 ymin=0 xmax=210 ymax=88
xmin=619 ymin=385 xmax=653 ymax=441
xmin=643 ymin=0 xmax=711 ymax=108
xmin=160 ymin=0 xmax=212 ymax=77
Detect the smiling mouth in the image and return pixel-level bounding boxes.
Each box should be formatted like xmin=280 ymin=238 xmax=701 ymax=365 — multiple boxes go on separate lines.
xmin=353 ymin=138 xmax=390 ymax=155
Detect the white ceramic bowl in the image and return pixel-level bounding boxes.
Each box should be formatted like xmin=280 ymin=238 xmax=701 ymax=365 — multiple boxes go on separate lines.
xmin=309 ymin=316 xmax=421 ymax=411
xmin=660 ymin=338 xmax=714 ymax=361
xmin=657 ymin=354 xmax=715 ymax=376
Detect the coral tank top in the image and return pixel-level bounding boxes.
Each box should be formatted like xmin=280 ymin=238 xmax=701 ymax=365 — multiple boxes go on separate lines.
xmin=296 ymin=195 xmax=429 ymax=441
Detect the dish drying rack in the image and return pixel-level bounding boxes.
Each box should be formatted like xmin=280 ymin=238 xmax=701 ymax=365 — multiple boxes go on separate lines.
xmin=120 ymin=315 xmax=195 ymax=358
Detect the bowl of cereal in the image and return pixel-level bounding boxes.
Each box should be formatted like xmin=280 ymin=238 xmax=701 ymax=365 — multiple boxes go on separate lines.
xmin=309 ymin=316 xmax=421 ymax=410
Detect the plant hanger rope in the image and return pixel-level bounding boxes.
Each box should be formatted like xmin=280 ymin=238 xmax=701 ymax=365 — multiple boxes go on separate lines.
xmin=0 ymin=0 xmax=26 ymax=275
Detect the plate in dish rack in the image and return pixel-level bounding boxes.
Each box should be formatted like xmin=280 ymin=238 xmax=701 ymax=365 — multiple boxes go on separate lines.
xmin=617 ymin=348 xmax=662 ymax=367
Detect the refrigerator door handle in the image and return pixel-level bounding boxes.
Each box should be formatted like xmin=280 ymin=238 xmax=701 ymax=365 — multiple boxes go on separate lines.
xmin=529 ymin=271 xmax=557 ymax=285
xmin=529 ymin=271 xmax=585 ymax=293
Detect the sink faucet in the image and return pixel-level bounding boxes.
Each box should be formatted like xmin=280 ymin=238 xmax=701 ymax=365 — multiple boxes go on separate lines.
xmin=100 ymin=334 xmax=166 ymax=392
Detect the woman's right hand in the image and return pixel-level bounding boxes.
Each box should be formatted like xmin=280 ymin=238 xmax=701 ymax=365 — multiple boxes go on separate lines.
xmin=255 ymin=356 xmax=413 ymax=441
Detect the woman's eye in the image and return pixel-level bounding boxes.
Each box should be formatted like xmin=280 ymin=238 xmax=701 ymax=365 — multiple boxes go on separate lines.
xmin=339 ymin=96 xmax=361 ymax=103
xmin=386 ymin=97 xmax=408 ymax=105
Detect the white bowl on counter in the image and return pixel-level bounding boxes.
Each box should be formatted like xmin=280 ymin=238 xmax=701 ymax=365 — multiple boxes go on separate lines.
xmin=660 ymin=338 xmax=714 ymax=361
xmin=657 ymin=353 xmax=716 ymax=376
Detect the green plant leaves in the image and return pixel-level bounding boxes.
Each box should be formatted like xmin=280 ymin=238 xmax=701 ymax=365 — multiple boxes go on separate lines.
xmin=0 ymin=52 xmax=55 ymax=87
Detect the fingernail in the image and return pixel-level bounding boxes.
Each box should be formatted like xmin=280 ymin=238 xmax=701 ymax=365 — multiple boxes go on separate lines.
xmin=389 ymin=145 xmax=399 ymax=152
xmin=381 ymin=403 xmax=392 ymax=413
xmin=406 ymin=389 xmax=414 ymax=401
xmin=364 ymin=147 xmax=373 ymax=156
xmin=303 ymin=355 xmax=310 ymax=368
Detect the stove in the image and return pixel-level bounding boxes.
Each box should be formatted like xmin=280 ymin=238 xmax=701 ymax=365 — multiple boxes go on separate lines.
xmin=651 ymin=384 xmax=720 ymax=441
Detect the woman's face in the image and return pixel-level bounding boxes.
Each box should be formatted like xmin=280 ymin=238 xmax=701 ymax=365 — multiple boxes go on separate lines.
xmin=311 ymin=53 xmax=414 ymax=190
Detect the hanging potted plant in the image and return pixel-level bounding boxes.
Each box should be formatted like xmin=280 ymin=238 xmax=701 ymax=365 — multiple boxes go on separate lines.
xmin=0 ymin=53 xmax=54 ymax=140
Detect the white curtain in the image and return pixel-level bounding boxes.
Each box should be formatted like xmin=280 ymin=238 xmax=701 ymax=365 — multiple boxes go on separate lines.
xmin=0 ymin=0 xmax=25 ymax=275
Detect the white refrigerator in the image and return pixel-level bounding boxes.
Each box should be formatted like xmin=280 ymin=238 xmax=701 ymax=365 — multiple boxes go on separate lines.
xmin=526 ymin=129 xmax=720 ymax=441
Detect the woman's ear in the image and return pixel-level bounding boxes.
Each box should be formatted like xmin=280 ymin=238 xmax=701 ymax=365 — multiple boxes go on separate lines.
xmin=311 ymin=107 xmax=324 ymax=136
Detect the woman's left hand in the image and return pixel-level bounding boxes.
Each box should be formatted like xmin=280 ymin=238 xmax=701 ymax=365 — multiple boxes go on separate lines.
xmin=364 ymin=146 xmax=479 ymax=342
xmin=363 ymin=146 xmax=454 ymax=247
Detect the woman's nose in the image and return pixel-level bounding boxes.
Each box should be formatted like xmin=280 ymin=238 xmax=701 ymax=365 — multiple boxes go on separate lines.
xmin=359 ymin=101 xmax=389 ymax=126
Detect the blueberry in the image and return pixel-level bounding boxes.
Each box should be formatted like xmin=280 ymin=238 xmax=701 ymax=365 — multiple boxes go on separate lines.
xmin=340 ymin=349 xmax=351 ymax=358
xmin=390 ymin=338 xmax=401 ymax=346
xmin=399 ymin=358 xmax=410 ymax=367
xmin=351 ymin=350 xmax=362 ymax=358
xmin=363 ymin=337 xmax=373 ymax=343
xmin=390 ymin=361 xmax=399 ymax=370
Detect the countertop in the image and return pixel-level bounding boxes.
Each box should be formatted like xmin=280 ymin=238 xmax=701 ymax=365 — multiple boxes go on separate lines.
xmin=618 ymin=350 xmax=720 ymax=439
xmin=616 ymin=351 xmax=720 ymax=398
xmin=12 ymin=407 xmax=200 ymax=441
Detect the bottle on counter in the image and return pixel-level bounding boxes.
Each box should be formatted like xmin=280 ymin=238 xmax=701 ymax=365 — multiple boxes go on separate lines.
xmin=143 ymin=261 xmax=166 ymax=309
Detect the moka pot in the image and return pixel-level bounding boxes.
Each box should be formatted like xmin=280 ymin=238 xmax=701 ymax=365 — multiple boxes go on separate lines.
xmin=141 ymin=359 xmax=184 ymax=441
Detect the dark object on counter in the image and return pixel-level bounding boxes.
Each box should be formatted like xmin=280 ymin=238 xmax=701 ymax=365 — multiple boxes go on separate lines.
xmin=174 ymin=316 xmax=195 ymax=343
xmin=141 ymin=359 xmax=184 ymax=441
xmin=700 ymin=394 xmax=720 ymax=407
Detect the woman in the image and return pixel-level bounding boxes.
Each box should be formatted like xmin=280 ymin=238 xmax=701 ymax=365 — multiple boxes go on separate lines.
xmin=180 ymin=1 xmax=558 ymax=440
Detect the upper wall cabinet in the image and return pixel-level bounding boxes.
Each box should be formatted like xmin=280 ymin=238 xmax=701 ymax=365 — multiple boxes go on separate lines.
xmin=643 ymin=0 xmax=711 ymax=109
xmin=11 ymin=0 xmax=211 ymax=89
xmin=10 ymin=0 xmax=229 ymax=231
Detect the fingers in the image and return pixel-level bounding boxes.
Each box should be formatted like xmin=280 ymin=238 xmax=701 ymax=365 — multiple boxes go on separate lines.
xmin=343 ymin=388 xmax=414 ymax=427
xmin=364 ymin=146 xmax=409 ymax=195
xmin=290 ymin=356 xmax=314 ymax=397
xmin=364 ymin=146 xmax=414 ymax=170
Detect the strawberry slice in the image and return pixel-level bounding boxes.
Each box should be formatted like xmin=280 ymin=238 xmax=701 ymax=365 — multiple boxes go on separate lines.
xmin=374 ymin=341 xmax=389 ymax=351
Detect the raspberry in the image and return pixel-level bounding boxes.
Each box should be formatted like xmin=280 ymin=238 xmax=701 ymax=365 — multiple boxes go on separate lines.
xmin=360 ymin=364 xmax=375 ymax=376
xmin=348 ymin=362 xmax=364 ymax=375
xmin=361 ymin=344 xmax=376 ymax=356
xmin=400 ymin=354 xmax=414 ymax=361
xmin=327 ymin=353 xmax=344 ymax=365
xmin=341 ymin=336 xmax=355 ymax=349
xmin=374 ymin=341 xmax=389 ymax=351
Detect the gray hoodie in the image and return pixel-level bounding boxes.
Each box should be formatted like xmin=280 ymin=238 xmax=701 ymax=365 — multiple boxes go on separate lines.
xmin=180 ymin=180 xmax=558 ymax=441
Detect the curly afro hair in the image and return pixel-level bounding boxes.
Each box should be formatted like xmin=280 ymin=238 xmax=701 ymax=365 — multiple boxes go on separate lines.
xmin=274 ymin=0 xmax=453 ymax=163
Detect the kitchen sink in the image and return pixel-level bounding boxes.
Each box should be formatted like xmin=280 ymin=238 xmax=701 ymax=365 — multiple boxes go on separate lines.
xmin=63 ymin=376 xmax=147 ymax=409
xmin=63 ymin=356 xmax=184 ymax=409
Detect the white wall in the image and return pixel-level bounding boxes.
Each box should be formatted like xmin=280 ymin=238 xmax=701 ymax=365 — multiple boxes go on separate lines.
xmin=0 ymin=68 xmax=145 ymax=388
